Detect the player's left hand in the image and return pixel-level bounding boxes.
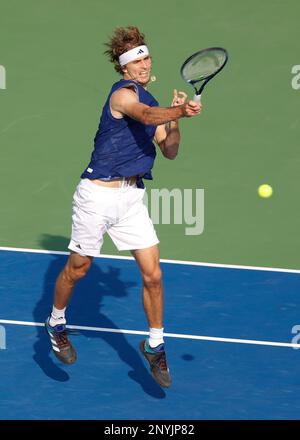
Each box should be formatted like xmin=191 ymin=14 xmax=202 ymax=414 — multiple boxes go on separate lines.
xmin=171 ymin=89 xmax=187 ymax=107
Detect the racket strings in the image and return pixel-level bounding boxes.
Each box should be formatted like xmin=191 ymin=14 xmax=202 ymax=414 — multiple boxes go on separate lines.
xmin=181 ymin=49 xmax=227 ymax=82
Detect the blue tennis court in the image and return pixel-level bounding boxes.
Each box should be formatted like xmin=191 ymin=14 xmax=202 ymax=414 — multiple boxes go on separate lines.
xmin=1 ymin=248 xmax=300 ymax=420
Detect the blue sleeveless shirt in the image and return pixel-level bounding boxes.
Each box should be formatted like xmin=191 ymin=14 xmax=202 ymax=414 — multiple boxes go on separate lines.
xmin=81 ymin=79 xmax=159 ymax=188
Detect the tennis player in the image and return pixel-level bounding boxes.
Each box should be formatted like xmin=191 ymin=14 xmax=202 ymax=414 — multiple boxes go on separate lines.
xmin=45 ymin=26 xmax=201 ymax=388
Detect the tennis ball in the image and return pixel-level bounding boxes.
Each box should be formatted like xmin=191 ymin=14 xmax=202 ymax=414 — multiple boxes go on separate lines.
xmin=258 ymin=184 xmax=273 ymax=198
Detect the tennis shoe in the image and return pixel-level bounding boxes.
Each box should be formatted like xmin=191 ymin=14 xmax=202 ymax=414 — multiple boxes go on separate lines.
xmin=140 ymin=340 xmax=172 ymax=388
xmin=45 ymin=317 xmax=77 ymax=365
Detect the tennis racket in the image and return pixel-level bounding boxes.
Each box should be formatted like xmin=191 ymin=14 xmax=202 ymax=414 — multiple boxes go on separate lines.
xmin=180 ymin=47 xmax=228 ymax=103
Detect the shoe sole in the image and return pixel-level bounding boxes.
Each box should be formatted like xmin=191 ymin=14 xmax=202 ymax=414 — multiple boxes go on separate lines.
xmin=52 ymin=346 xmax=77 ymax=365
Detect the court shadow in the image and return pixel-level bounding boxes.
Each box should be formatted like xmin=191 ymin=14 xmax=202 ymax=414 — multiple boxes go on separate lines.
xmin=33 ymin=234 xmax=165 ymax=398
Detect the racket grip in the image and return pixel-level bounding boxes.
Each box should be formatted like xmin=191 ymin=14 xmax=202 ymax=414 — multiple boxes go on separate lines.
xmin=193 ymin=94 xmax=201 ymax=103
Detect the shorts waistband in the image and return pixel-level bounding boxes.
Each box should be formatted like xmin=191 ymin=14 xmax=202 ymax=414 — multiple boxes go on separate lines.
xmin=82 ymin=177 xmax=137 ymax=189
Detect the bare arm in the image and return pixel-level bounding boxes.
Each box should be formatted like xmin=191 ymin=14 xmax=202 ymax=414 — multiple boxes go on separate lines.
xmin=155 ymin=121 xmax=180 ymax=160
xmin=155 ymin=90 xmax=191 ymax=160
xmin=110 ymin=87 xmax=201 ymax=126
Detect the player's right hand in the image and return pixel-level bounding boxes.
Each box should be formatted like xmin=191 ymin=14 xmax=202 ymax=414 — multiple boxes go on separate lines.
xmin=182 ymin=100 xmax=202 ymax=117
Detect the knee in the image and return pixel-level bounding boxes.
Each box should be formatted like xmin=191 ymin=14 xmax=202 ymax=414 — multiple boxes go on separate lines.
xmin=143 ymin=267 xmax=162 ymax=289
xmin=64 ymin=257 xmax=92 ymax=283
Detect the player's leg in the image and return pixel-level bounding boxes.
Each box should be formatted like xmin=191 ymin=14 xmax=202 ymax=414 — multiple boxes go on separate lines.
xmin=131 ymin=244 xmax=172 ymax=388
xmin=131 ymin=244 xmax=163 ymax=331
xmin=53 ymin=251 xmax=93 ymax=311
xmin=45 ymin=252 xmax=93 ymax=365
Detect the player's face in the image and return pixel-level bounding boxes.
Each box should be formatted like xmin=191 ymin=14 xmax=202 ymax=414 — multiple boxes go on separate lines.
xmin=123 ymin=55 xmax=152 ymax=85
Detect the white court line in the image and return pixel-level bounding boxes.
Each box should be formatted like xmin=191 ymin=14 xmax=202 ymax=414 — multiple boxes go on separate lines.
xmin=1 ymin=245 xmax=300 ymax=274
xmin=0 ymin=319 xmax=298 ymax=349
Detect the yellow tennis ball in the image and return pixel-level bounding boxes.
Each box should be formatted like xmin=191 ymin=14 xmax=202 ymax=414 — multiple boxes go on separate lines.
xmin=258 ymin=184 xmax=273 ymax=198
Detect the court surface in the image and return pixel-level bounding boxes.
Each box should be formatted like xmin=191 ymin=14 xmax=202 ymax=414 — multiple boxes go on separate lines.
xmin=1 ymin=248 xmax=300 ymax=420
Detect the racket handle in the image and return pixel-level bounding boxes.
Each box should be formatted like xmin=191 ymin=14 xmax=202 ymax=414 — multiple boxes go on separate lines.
xmin=193 ymin=94 xmax=201 ymax=103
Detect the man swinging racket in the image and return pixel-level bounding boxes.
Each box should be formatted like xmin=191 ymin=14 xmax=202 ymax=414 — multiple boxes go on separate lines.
xmin=45 ymin=26 xmax=202 ymax=388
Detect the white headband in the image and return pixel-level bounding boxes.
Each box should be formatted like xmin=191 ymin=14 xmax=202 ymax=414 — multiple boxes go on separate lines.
xmin=119 ymin=45 xmax=149 ymax=66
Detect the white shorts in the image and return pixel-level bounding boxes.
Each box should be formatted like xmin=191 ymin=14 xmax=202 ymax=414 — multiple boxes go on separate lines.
xmin=68 ymin=178 xmax=159 ymax=257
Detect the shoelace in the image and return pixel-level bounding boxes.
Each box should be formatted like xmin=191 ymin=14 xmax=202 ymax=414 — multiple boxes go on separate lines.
xmin=156 ymin=352 xmax=167 ymax=370
xmin=53 ymin=327 xmax=81 ymax=348
xmin=54 ymin=330 xmax=70 ymax=349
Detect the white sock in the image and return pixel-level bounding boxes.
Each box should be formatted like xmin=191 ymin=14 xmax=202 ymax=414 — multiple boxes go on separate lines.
xmin=148 ymin=327 xmax=164 ymax=348
xmin=49 ymin=305 xmax=66 ymax=327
